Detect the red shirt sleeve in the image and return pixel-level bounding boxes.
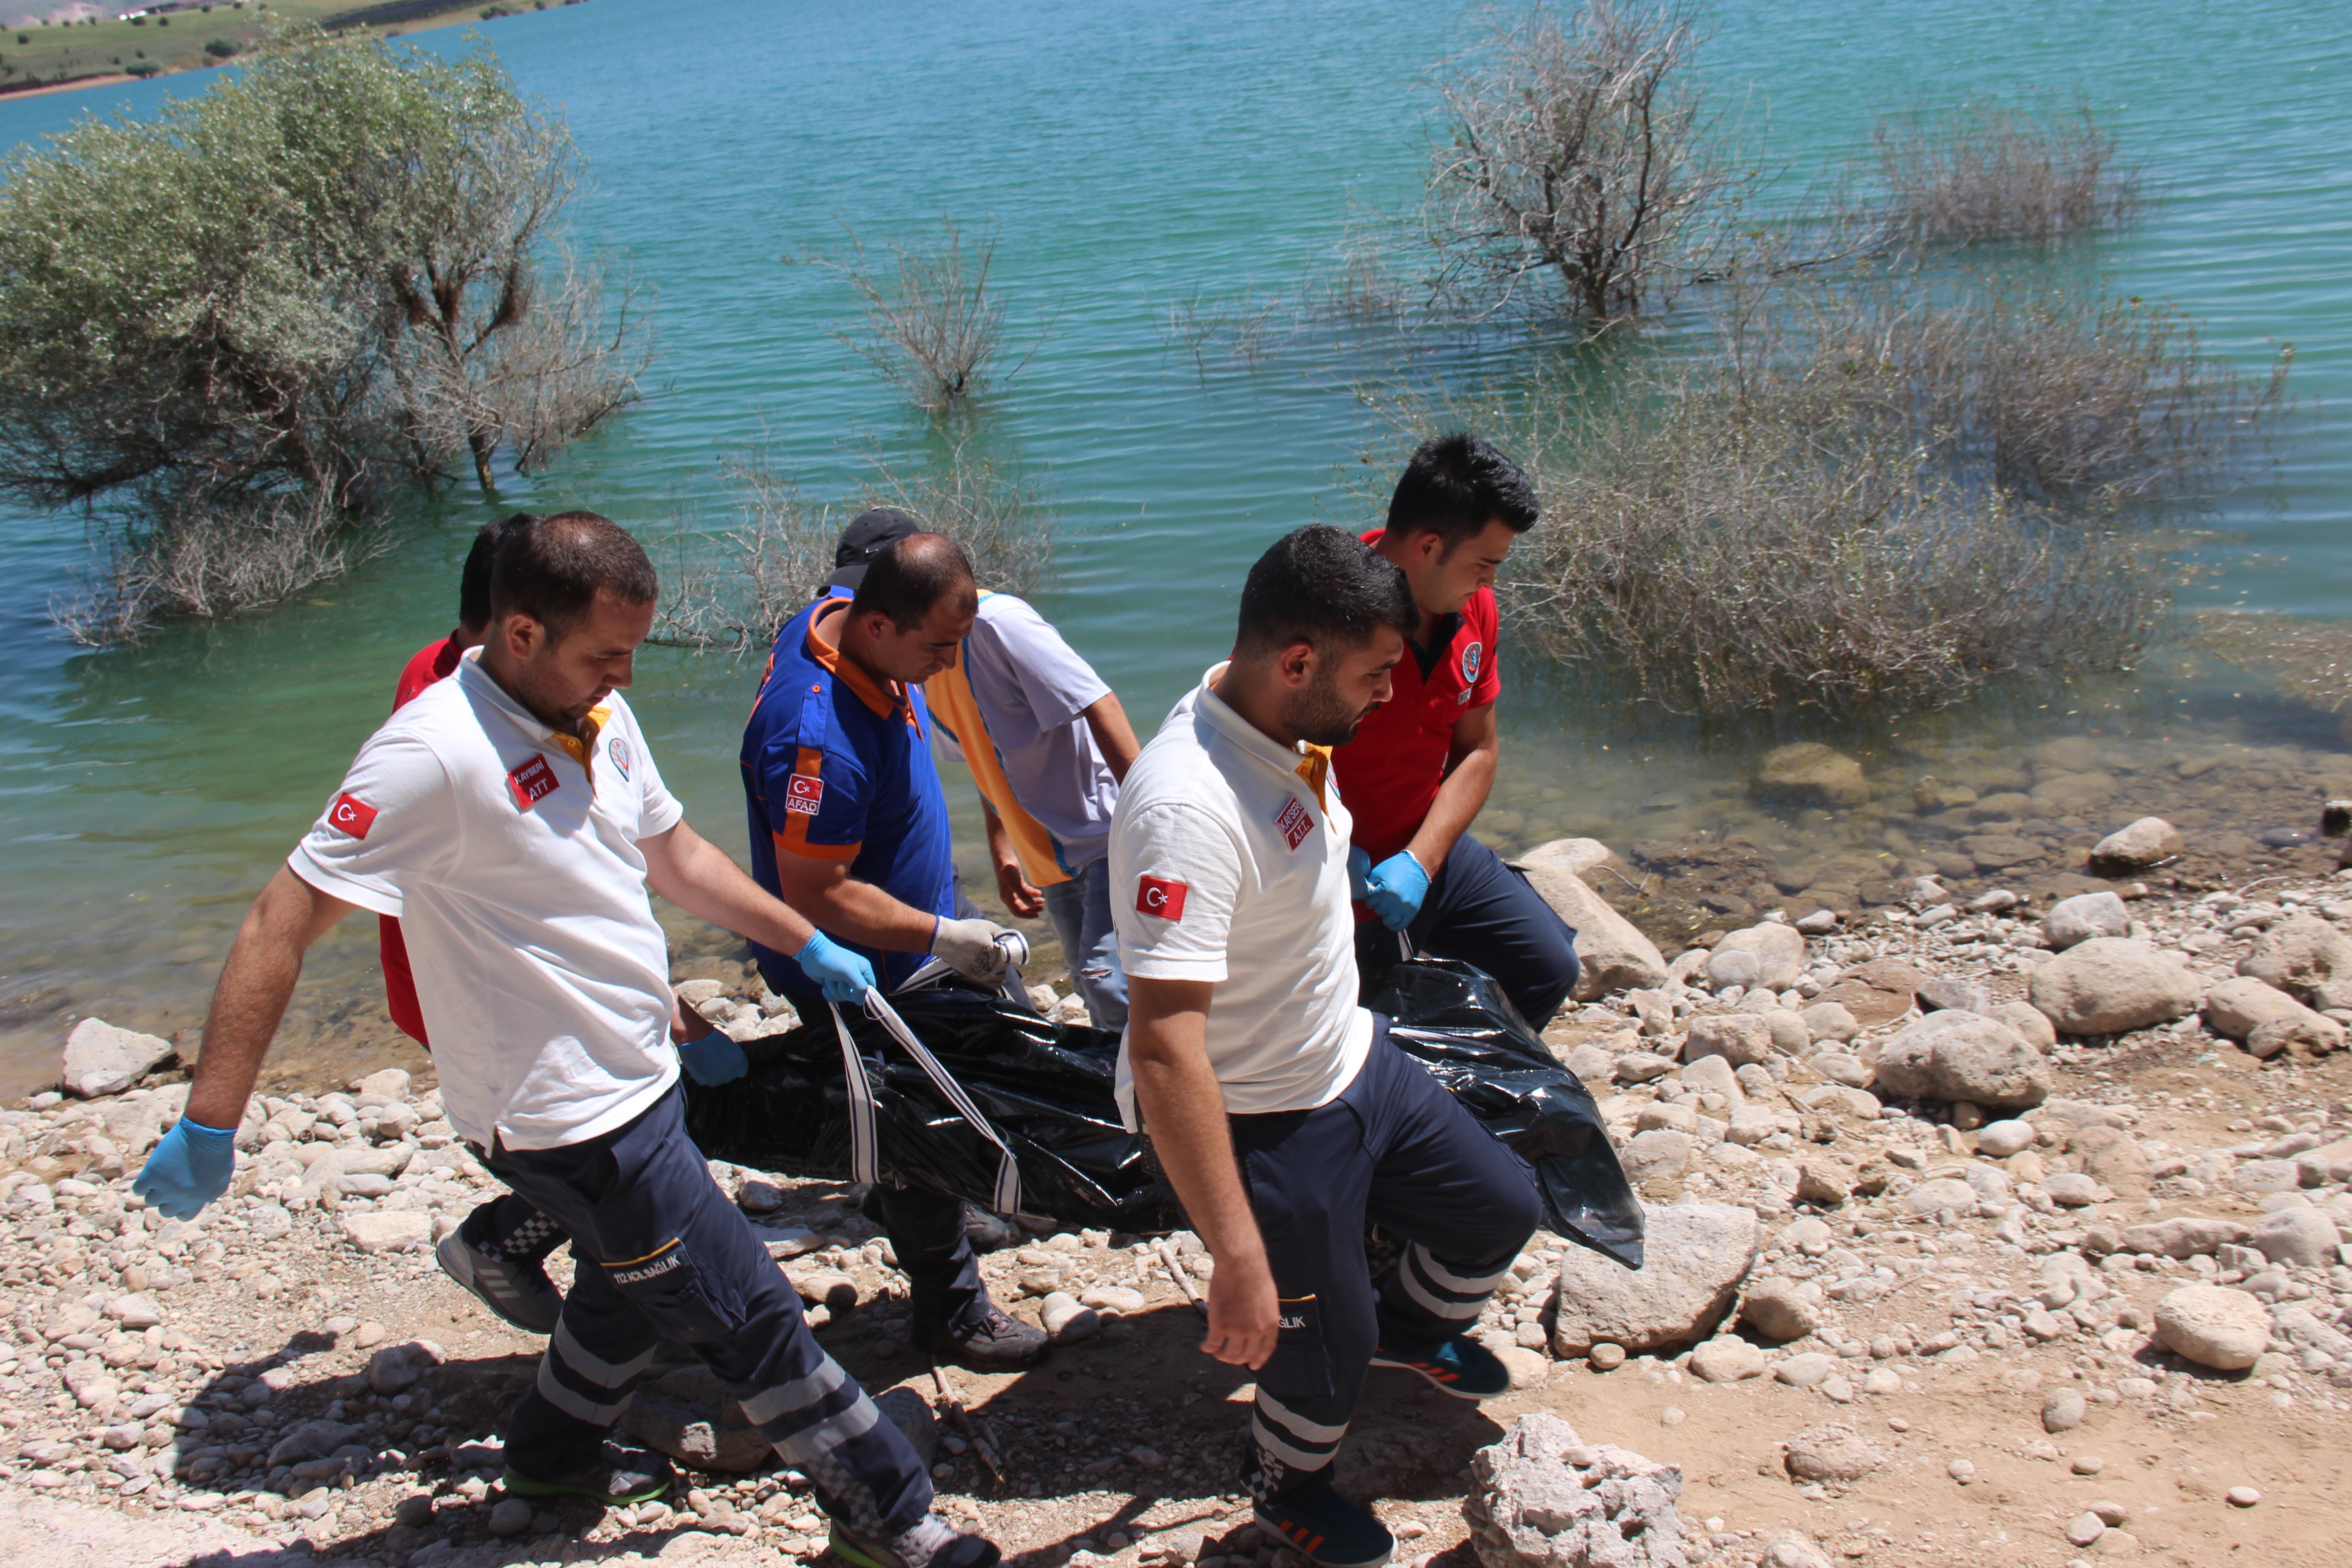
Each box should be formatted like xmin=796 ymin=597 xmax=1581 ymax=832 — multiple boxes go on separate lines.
xmin=392 ymin=636 xmax=461 ymax=712
xmin=1466 ymin=588 xmax=1502 ymax=707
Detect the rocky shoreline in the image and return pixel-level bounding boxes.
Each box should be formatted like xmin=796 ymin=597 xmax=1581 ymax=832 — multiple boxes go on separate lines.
xmin=5 ymin=811 xmax=2352 ymax=1568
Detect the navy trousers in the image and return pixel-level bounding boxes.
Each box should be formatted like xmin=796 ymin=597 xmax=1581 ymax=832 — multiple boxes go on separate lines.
xmin=1225 ymin=1022 xmax=1542 ymax=1501
xmin=1355 ymin=833 xmax=1580 ymax=1028
xmin=489 ymin=1087 xmax=932 ymax=1535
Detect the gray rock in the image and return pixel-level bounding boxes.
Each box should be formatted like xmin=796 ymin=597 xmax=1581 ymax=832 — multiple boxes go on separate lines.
xmin=2042 ymin=1172 xmax=2102 ymax=1206
xmin=1041 ymin=1292 xmax=1100 ymax=1343
xmin=1494 ymin=1346 xmax=1552 ymax=1390
xmin=1739 ymin=1277 xmax=1818 ymax=1342
xmin=2155 ymin=1285 xmax=2270 ymax=1371
xmin=1614 ymin=1052 xmax=1677 ymax=1085
xmin=1783 ymin=1423 xmax=1882 ymax=1483
xmin=1976 ymin=1119 xmax=2035 ymax=1158
xmin=2114 ymin=1217 xmax=2248 ymax=1258
xmin=1763 ymin=1010 xmax=1811 ymax=1057
xmin=1872 ymin=1012 xmax=2052 ymax=1109
xmin=1799 ymin=1002 xmax=1861 ymax=1044
xmin=365 ymin=1340 xmax=444 ymax=1396
xmin=1516 ymin=858 xmax=1671 ymax=1001
xmin=623 ymin=1365 xmax=776 ymax=1474
xmin=1760 ymin=1534 xmax=1833 ymax=1568
xmin=2087 ymin=818 xmax=2184 ymax=874
xmin=2238 ymin=915 xmax=2352 ymax=1007
xmin=1915 ymin=978 xmax=1989 ymax=1015
xmin=1688 ymin=1337 xmax=1765 ymax=1383
xmin=2250 ymin=1205 xmax=2339 ymax=1268
xmin=1902 ymin=1177 xmax=1980 ymax=1217
xmin=2043 ymin=892 xmax=2131 ymax=951
xmin=1565 ymin=1044 xmax=1617 ymax=1087
xmin=1716 ymin=923 xmax=1808 ymax=992
xmin=1987 ymin=1001 xmax=2058 ymax=1050
xmin=1705 ymin=947 xmax=1761 ymax=989
xmin=1682 ymin=1014 xmax=1776 ymax=1068
xmin=1773 ymin=1352 xmax=1838 ymax=1388
xmin=1553 ymin=1203 xmax=1759 ymax=1357
xmin=2029 ymin=938 xmax=2200 ymax=1036
xmin=60 ymin=1019 xmax=175 ymax=1099
xmin=876 ymin=1385 xmax=938 ymax=1464
xmin=2042 ymin=1387 xmax=2087 ymax=1432
xmin=1809 ymin=1052 xmax=1871 ymax=1089
xmin=2069 ymin=1125 xmax=2152 ymax=1198
xmin=267 ymin=1420 xmax=361 ymax=1468
xmin=2200 ymin=975 xmax=2343 ymax=1058
xmin=353 ymin=1068 xmax=412 ymax=1105
xmin=1468 ymin=1412 xmax=1688 ymax=1568
xmin=1622 ymin=1130 xmax=1693 ymax=1184
xmin=488 ymin=1499 xmax=533 ymax=1538
xmin=1755 ymin=744 xmax=1870 ymax=809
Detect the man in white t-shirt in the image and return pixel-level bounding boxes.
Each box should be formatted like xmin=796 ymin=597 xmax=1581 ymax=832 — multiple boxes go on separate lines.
xmin=129 ymin=514 xmax=999 ymax=1568
xmin=926 ymin=590 xmax=1141 ymax=1029
xmin=1112 ymin=527 xmax=1542 ymax=1568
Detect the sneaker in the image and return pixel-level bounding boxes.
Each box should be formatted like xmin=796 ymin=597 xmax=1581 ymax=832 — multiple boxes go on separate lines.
xmin=1254 ymin=1481 xmax=1395 ymax=1568
xmin=504 ymin=1438 xmax=674 ymax=1506
xmin=913 ymin=1302 xmax=1049 ymax=1371
xmin=1368 ymin=1334 xmax=1510 ymax=1401
xmin=437 ymin=1231 xmax=565 ymax=1335
xmin=829 ymin=1514 xmax=1001 ymax=1568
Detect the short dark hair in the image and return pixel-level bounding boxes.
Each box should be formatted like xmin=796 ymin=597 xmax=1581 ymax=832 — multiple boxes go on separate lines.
xmin=849 ymin=533 xmax=977 ymax=631
xmin=458 ymin=512 xmax=542 ymax=633
xmin=490 ymin=511 xmax=658 ymax=640
xmin=1236 ymin=525 xmax=1417 ymax=659
xmin=1387 ymin=431 xmax=1539 ymax=550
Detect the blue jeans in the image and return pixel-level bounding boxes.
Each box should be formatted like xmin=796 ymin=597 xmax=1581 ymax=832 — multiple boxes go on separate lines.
xmin=1042 ymin=856 xmax=1127 ymax=1031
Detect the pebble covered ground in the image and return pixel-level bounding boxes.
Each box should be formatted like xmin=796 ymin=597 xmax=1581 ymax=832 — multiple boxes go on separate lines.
xmin=7 ymin=828 xmax=2352 ymax=1567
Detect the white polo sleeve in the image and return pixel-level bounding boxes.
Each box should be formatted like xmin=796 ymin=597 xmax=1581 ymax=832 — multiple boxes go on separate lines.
xmin=288 ymin=735 xmax=461 ymax=917
xmin=1110 ymin=801 xmax=1241 ymax=982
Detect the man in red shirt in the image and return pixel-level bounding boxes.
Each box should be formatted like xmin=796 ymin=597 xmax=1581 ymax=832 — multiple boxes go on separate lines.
xmin=1331 ymin=433 xmax=1581 ymax=1028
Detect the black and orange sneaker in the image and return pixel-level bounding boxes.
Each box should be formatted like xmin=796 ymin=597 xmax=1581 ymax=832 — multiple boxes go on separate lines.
xmin=1369 ymin=1333 xmax=1510 ymax=1400
xmin=1254 ymin=1478 xmax=1395 ymax=1568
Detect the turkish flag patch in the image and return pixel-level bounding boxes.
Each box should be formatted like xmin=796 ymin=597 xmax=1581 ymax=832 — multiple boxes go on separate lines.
xmin=1136 ymin=874 xmax=1189 ymax=921
xmin=1274 ymin=796 xmax=1314 ymax=851
xmin=508 ymin=754 xmax=559 ymax=811
xmin=784 ymin=774 xmax=826 ymax=817
xmin=327 ymin=793 xmax=378 ymax=840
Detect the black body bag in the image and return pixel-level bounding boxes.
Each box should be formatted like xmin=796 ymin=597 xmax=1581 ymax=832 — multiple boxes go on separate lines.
xmin=682 ymin=957 xmax=1643 ymax=1269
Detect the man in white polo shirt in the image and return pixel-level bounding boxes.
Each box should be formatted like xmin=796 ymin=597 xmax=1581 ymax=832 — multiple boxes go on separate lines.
xmin=130 ymin=514 xmax=998 ymax=1568
xmin=1113 ymin=526 xmax=1542 ymax=1568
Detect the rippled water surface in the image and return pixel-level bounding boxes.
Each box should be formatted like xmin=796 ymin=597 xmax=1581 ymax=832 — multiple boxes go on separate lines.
xmin=0 ymin=0 xmax=2345 ymax=1093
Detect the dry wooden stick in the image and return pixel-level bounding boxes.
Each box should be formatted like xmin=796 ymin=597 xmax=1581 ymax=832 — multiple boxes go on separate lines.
xmin=1156 ymin=1238 xmax=1207 ymax=1317
xmin=929 ymin=1362 xmax=1004 ymax=1484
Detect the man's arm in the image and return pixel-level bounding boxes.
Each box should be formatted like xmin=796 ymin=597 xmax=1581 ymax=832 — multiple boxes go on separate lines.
xmin=640 ymin=820 xmax=822 ymax=958
xmin=981 ymin=801 xmax=1044 ymax=919
xmin=764 ymin=849 xmax=948 ymax=954
xmin=1126 ymin=975 xmax=1276 ymax=1370
xmin=185 ymin=867 xmax=357 ymax=1131
xmin=1083 ymin=692 xmax=1142 ymax=785
xmin=1404 ymin=701 xmax=1499 ymax=876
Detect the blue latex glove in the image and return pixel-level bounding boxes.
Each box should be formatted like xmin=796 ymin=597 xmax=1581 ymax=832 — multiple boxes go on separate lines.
xmin=1347 ymin=846 xmax=1373 ymax=902
xmin=1363 ymin=850 xmax=1431 ymax=932
xmin=131 ymin=1116 xmax=235 ymax=1221
xmin=797 ymin=930 xmax=878 ymax=1004
xmin=678 ymin=1027 xmax=750 ymax=1086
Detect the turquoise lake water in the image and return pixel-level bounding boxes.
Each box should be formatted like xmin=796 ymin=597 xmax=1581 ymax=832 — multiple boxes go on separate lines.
xmin=0 ymin=0 xmax=2345 ymax=1094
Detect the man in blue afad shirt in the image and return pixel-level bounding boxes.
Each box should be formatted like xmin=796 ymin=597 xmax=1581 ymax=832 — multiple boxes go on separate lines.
xmin=741 ymin=532 xmax=1048 ymax=1370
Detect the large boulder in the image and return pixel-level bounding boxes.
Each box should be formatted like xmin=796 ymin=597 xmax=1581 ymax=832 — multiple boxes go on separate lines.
xmin=1754 ymin=744 xmax=1869 ymax=809
xmin=1515 ymin=856 xmax=1670 ymax=1001
xmin=2087 ymin=818 xmax=2183 ymax=875
xmin=1467 ymin=1413 xmax=1688 ymax=1568
xmin=1870 ymin=1011 xmax=2052 ymax=1109
xmin=1553 ymin=1203 xmax=1758 ymax=1357
xmin=2238 ymin=915 xmax=2352 ymax=1009
xmin=2028 ymin=938 xmax=2200 ymax=1036
xmin=2042 ymin=892 xmax=2130 ymax=952
xmin=2198 ymin=975 xmax=2345 ymax=1059
xmin=1713 ymin=923 xmax=1807 ymax=992
xmin=2154 ymin=1285 xmax=2269 ymax=1371
xmin=60 ymin=1018 xmax=175 ymax=1099
xmin=2249 ymin=1205 xmax=2339 ymax=1268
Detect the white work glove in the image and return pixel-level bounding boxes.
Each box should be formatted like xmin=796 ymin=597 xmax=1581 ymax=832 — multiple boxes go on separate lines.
xmin=931 ymin=916 xmax=1018 ymax=983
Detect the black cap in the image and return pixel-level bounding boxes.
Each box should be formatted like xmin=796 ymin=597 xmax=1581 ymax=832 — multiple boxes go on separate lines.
xmin=825 ymin=507 xmax=924 ymax=592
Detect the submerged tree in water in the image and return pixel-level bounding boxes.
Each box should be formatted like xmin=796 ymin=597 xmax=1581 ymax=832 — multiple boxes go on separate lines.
xmin=0 ymin=25 xmax=647 ymax=640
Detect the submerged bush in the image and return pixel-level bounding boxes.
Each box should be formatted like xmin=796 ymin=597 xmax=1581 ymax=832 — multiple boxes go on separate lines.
xmin=1874 ymin=98 xmax=2140 ymax=249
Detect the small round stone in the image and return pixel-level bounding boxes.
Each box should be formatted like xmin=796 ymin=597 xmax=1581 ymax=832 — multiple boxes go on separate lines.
xmin=1588 ymin=1342 xmax=1627 ymax=1371
xmin=2071 ymin=1455 xmax=2105 ymax=1476
xmin=2065 ymin=1513 xmax=2107 ymax=1549
xmin=1947 ymin=1459 xmax=1976 ymax=1482
xmin=1660 ymin=1406 xmax=1686 ymax=1426
xmin=1887 ymin=1417 xmax=1910 ymax=1432
xmin=2226 ymin=1486 xmax=2262 ymax=1508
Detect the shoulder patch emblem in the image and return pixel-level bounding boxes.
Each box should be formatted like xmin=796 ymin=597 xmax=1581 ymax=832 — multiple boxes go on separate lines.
xmin=785 ymin=774 xmax=826 ymax=816
xmin=1136 ymin=875 xmax=1189 ymax=921
xmin=1460 ymin=639 xmax=1485 ymax=686
xmin=1274 ymin=795 xmax=1314 ymax=851
xmin=328 ymin=793 xmax=378 ymax=840
xmin=508 ymin=755 xmax=559 ymax=812
xmin=607 ymin=736 xmax=633 ymax=781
